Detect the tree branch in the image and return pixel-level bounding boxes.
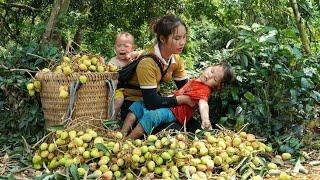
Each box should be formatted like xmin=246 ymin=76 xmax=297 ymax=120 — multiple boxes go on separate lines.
xmin=289 ymin=0 xmax=311 ymax=55
xmin=0 ymin=14 xmax=22 ymax=44
xmin=0 ymin=2 xmax=40 ymax=12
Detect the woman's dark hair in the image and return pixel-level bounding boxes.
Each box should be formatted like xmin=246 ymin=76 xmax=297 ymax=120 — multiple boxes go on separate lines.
xmin=150 ymin=14 xmax=187 ymax=42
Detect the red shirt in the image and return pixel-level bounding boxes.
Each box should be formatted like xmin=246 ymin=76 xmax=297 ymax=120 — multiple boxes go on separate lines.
xmin=170 ymin=80 xmax=212 ymax=125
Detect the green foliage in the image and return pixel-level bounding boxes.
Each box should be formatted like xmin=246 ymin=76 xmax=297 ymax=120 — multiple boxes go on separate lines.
xmin=0 ymin=42 xmax=60 ymax=144
xmin=201 ymin=24 xmax=319 ymax=143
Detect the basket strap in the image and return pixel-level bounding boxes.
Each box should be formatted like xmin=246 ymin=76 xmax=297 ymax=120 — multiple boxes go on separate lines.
xmin=63 ymin=81 xmax=81 ymax=126
xmin=106 ymin=79 xmax=117 ymax=120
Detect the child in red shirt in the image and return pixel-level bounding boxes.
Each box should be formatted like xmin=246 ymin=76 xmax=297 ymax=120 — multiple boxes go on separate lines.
xmin=120 ymin=62 xmax=235 ymax=139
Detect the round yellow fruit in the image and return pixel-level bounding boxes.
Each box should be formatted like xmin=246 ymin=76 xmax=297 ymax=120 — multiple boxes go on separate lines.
xmin=28 ymin=89 xmax=35 ymax=96
xmin=78 ymin=75 xmax=87 ymax=84
xmin=267 ymin=162 xmax=278 ymax=169
xmin=59 ymin=90 xmax=68 ymax=98
xmin=39 ymin=143 xmax=48 ymax=151
xmin=79 ymin=64 xmax=88 ymax=71
xmin=27 ymin=83 xmax=34 ymax=90
xmin=281 ymin=153 xmax=292 ymax=161
xmin=33 ymin=81 xmax=41 ymax=91
xmin=279 ymin=172 xmax=291 ymax=180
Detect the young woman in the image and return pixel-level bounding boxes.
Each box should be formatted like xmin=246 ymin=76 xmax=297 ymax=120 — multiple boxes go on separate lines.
xmin=120 ymin=14 xmax=199 ymax=132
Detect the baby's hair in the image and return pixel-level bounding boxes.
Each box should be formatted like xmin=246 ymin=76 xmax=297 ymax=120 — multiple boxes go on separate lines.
xmin=115 ymin=32 xmax=135 ymax=44
xmin=217 ymin=61 xmax=235 ymax=85
xmin=150 ymin=14 xmax=187 ymax=42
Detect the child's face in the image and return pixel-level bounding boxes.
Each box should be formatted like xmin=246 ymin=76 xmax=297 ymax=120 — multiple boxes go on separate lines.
xmin=114 ymin=35 xmax=134 ymax=61
xmin=200 ymin=66 xmax=225 ymax=90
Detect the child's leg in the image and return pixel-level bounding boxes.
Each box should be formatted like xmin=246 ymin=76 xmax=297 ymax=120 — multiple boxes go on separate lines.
xmin=120 ymin=101 xmax=146 ymax=135
xmin=114 ymin=97 xmax=124 ymax=119
xmin=136 ymin=108 xmax=176 ymax=135
xmin=126 ymin=123 xmax=145 ymax=139
xmin=114 ymin=89 xmax=124 ymax=119
xmin=120 ymin=112 xmax=136 ymax=136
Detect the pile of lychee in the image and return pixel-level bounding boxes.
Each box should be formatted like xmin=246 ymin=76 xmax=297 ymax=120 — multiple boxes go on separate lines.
xmin=32 ymin=128 xmax=294 ymax=180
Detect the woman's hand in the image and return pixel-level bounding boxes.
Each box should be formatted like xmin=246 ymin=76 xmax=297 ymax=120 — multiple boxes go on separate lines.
xmin=176 ymin=95 xmax=196 ymax=107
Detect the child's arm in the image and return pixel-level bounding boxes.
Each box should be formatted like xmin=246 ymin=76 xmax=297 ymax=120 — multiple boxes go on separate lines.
xmin=127 ymin=50 xmax=145 ymax=63
xmin=198 ymin=99 xmax=212 ymax=130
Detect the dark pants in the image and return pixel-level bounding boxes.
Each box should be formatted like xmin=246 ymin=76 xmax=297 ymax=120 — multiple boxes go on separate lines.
xmin=120 ymin=100 xmax=201 ymax=133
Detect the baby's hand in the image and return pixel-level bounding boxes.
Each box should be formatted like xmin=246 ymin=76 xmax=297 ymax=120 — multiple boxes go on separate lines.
xmin=201 ymin=119 xmax=212 ymax=130
xmin=98 ymin=56 xmax=105 ymax=64
xmin=127 ymin=50 xmax=144 ymax=63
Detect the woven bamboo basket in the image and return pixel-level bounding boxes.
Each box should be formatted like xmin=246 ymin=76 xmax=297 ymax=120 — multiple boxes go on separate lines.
xmin=35 ymin=72 xmax=118 ymax=129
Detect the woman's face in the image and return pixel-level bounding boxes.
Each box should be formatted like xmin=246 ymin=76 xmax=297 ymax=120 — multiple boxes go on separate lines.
xmin=162 ymin=24 xmax=187 ymax=55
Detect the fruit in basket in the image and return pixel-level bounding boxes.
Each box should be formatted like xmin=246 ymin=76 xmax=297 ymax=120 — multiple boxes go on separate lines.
xmin=97 ymin=65 xmax=105 ymax=73
xmin=91 ymin=57 xmax=98 ymax=65
xmin=79 ymin=63 xmax=88 ymax=71
xmin=59 ymin=88 xmax=69 ymax=99
xmin=109 ymin=64 xmax=118 ymax=72
xmin=79 ymin=75 xmax=88 ymax=84
xmin=89 ymin=65 xmax=97 ymax=72
xmin=62 ymin=66 xmax=72 ymax=76
xmin=42 ymin=68 xmax=51 ymax=73
xmin=83 ymin=59 xmax=91 ymax=67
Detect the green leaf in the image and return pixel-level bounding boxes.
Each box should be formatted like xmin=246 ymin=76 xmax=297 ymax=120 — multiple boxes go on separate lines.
xmin=257 ymin=104 xmax=268 ymax=118
xmin=238 ymin=25 xmax=252 ymax=31
xmin=47 ymin=125 xmax=64 ymax=131
xmin=289 ymin=46 xmax=302 ymax=59
xmin=80 ymin=163 xmax=90 ymax=170
xmin=235 ymin=116 xmax=245 ymax=131
xmin=219 ymin=117 xmax=228 ymax=124
xmin=231 ymin=87 xmax=239 ymax=100
xmin=290 ymin=89 xmax=298 ymax=103
xmin=241 ymin=54 xmax=248 ymax=67
xmin=310 ymin=90 xmax=320 ymax=102
xmin=55 ymin=172 xmax=68 ymax=180
xmin=70 ymin=164 xmax=80 ymax=180
xmin=300 ymin=77 xmax=309 ymax=88
xmin=244 ymin=91 xmax=255 ymax=102
xmin=95 ymin=143 xmax=108 ymax=153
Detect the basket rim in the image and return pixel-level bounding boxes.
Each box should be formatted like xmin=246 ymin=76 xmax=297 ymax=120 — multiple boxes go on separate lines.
xmin=35 ymin=71 xmax=118 ymax=81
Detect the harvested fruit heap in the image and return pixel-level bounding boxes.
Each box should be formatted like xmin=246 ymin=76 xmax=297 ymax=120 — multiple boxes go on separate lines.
xmin=31 ymin=127 xmax=294 ymax=180
xmin=26 ymin=54 xmax=118 ymax=98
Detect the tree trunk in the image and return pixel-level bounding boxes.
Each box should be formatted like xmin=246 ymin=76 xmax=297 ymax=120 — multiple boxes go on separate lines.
xmin=41 ymin=0 xmax=70 ymax=48
xmin=289 ymin=0 xmax=311 ymax=54
xmin=72 ymin=23 xmax=85 ymax=50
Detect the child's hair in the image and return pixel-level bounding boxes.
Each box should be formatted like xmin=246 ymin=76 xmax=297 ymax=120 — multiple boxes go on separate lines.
xmin=115 ymin=32 xmax=135 ymax=45
xmin=217 ymin=61 xmax=235 ymax=85
xmin=150 ymin=14 xmax=187 ymax=42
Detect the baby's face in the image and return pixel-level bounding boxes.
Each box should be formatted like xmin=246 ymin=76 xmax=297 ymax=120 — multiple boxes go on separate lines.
xmin=200 ymin=66 xmax=225 ymax=90
xmin=114 ymin=35 xmax=134 ymax=61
